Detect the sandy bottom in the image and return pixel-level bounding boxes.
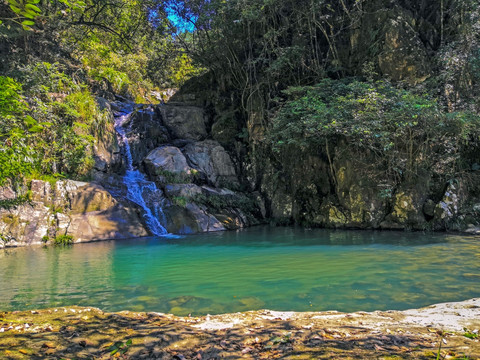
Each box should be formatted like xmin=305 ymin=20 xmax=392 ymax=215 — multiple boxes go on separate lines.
xmin=0 ymin=299 xmax=479 ymax=359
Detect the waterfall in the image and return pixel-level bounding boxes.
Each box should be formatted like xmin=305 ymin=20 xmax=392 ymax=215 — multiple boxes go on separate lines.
xmin=114 ymin=111 xmax=168 ymax=236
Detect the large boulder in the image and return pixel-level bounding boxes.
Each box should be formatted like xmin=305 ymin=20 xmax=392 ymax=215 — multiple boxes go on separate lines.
xmin=0 ymin=180 xmax=148 ymax=247
xmin=162 ymin=183 xmax=261 ymax=233
xmin=65 ymin=204 xmax=148 ymax=242
xmin=164 ymin=203 xmax=226 ymax=234
xmin=144 ymin=146 xmax=192 ymax=179
xmin=183 ymin=140 xmax=238 ymax=187
xmin=159 ymin=104 xmax=208 ymax=140
xmin=124 ymin=108 xmax=170 ymax=167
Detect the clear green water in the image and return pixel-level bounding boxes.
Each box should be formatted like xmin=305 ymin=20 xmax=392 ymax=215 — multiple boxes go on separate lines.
xmin=1 ymin=227 xmax=479 ymax=316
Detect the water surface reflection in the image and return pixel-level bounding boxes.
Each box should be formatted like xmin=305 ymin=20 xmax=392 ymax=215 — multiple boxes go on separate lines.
xmin=1 ymin=227 xmax=479 ymax=315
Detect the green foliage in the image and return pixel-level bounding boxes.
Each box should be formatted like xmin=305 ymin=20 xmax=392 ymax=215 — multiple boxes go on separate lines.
xmin=172 ymin=196 xmax=188 ymax=207
xmin=147 ymin=44 xmax=206 ymax=89
xmin=108 ymin=339 xmax=132 ymax=356
xmin=0 ymin=76 xmax=27 ymax=116
xmin=270 ymin=79 xmax=480 ymax=181
xmin=20 ymin=62 xmax=79 ymax=95
xmin=0 ymin=62 xmax=109 ymax=185
xmin=3 ymin=0 xmax=41 ymax=30
xmin=463 ymin=329 xmax=479 ymax=339
xmin=79 ymin=42 xmax=133 ymax=94
xmin=0 ymin=192 xmax=31 ymax=209
xmin=1 ymin=234 xmax=15 ymax=244
xmin=0 ymin=76 xmax=34 ymax=184
xmin=53 ymin=234 xmax=73 ymax=245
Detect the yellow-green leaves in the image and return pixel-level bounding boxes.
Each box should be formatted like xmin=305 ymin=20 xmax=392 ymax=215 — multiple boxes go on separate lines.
xmin=5 ymin=0 xmax=41 ymax=31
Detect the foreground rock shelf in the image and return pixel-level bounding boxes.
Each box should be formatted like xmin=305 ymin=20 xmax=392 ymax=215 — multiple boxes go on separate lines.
xmin=1 ymin=299 xmax=479 ymax=359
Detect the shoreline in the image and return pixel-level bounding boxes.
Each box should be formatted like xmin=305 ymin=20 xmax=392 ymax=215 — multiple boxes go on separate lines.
xmin=1 ymin=225 xmax=479 ymax=249
xmin=1 ymin=299 xmax=479 ymax=359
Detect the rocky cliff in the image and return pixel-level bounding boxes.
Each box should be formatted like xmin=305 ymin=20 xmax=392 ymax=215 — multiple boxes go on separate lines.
xmin=0 ymin=99 xmax=263 ymax=247
xmin=0 ymin=180 xmax=148 ymax=248
xmin=113 ymin=102 xmax=262 ymax=235
xmin=165 ymin=0 xmax=480 ymax=235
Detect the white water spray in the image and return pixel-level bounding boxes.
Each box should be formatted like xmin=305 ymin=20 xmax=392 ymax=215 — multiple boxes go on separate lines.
xmin=114 ymin=112 xmax=168 ymax=236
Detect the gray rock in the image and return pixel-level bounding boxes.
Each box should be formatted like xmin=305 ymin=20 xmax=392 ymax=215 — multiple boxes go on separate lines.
xmin=465 ymin=225 xmax=480 ymax=234
xmin=434 ymin=183 xmax=459 ymax=222
xmin=95 ymin=97 xmax=111 ymax=112
xmin=164 ymin=205 xmax=200 ymax=234
xmin=0 ymin=186 xmax=16 ymax=200
xmin=144 ymin=146 xmax=191 ymax=176
xmin=164 ymin=184 xmax=203 ymax=198
xmin=183 ymin=140 xmax=238 ymax=187
xmin=159 ymin=104 xmax=207 ymax=140
xmin=423 ymin=199 xmax=436 ymax=218
xmin=125 ymin=109 xmax=170 ymax=167
xmin=185 ymin=203 xmax=226 ymax=232
xmin=163 ymin=202 xmax=226 ymax=234
xmin=0 ymin=180 xmax=148 ymax=247
xmin=66 ymin=205 xmax=149 ymax=242
xmin=93 ymin=123 xmax=121 ymax=173
xmin=200 ymin=186 xmax=236 ymax=197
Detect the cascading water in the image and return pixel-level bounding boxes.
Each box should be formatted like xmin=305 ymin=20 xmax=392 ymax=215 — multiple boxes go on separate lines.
xmin=114 ymin=111 xmax=168 ymax=236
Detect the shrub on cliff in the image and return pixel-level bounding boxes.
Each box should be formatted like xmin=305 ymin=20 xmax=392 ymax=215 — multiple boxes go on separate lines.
xmin=269 ymin=79 xmax=480 ymax=182
xmin=0 ymin=63 xmax=109 ymax=185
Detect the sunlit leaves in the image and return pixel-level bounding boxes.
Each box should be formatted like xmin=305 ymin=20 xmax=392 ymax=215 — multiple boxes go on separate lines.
xmin=5 ymin=0 xmax=42 ymax=30
xmin=0 ymin=63 xmax=107 ymax=184
xmin=270 ymin=79 xmax=480 ymax=179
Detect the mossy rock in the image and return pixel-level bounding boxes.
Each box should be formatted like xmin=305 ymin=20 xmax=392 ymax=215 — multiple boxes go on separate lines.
xmin=211 ymin=113 xmax=239 ymax=148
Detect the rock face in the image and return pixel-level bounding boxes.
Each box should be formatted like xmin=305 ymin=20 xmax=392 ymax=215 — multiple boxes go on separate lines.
xmin=144 ymin=146 xmax=191 ymax=177
xmin=256 ymin=144 xmax=480 ymax=231
xmin=123 ymin=108 xmax=170 ymax=167
xmin=346 ymin=4 xmax=431 ymax=84
xmin=183 ymin=140 xmax=239 ymax=187
xmin=159 ymin=104 xmax=208 ymax=140
xmin=92 ymin=97 xmax=123 ymax=176
xmin=0 ymin=97 xmax=265 ymax=246
xmin=0 ymin=180 xmax=148 ymax=248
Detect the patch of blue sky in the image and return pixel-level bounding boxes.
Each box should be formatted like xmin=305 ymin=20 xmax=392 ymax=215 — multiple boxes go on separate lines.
xmin=165 ymin=3 xmax=196 ymax=33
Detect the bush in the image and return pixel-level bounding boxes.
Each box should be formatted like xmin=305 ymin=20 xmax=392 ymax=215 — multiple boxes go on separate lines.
xmin=53 ymin=234 xmax=74 ymax=245
xmin=269 ymin=79 xmax=480 ymax=182
xmin=0 ymin=62 xmax=109 ymax=185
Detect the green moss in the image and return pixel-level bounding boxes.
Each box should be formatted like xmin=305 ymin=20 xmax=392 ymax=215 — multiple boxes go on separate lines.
xmin=53 ymin=234 xmax=74 ymax=245
xmin=0 ymin=193 xmax=30 ymax=209
xmin=1 ymin=214 xmax=20 ymax=226
xmin=156 ymin=169 xmax=192 ymax=184
xmin=172 ymin=196 xmax=188 ymax=207
xmin=392 ymin=192 xmax=415 ymax=222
